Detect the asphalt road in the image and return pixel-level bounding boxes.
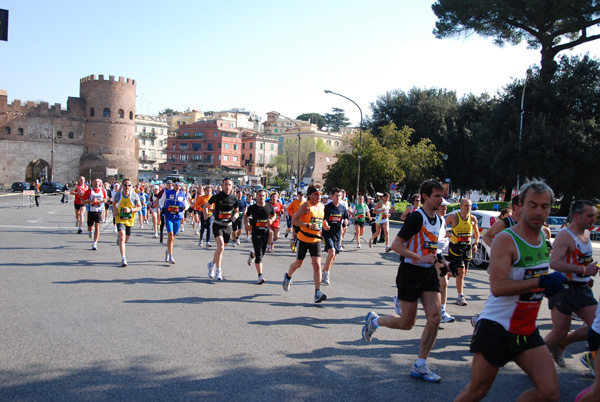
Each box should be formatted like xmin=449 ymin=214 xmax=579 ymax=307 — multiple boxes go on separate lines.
xmin=1 ymin=192 xmax=599 ymax=401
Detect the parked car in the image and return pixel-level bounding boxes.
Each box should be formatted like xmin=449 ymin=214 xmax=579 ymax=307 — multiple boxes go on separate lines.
xmin=546 ymin=216 xmax=567 ymax=237
xmin=11 ymin=182 xmax=31 ymax=192
xmin=445 ymin=210 xmax=499 ymax=270
xmin=40 ymin=182 xmax=64 ymax=194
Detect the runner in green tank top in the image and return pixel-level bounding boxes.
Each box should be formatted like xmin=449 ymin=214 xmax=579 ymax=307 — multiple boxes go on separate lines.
xmin=352 ymin=195 xmax=370 ymax=248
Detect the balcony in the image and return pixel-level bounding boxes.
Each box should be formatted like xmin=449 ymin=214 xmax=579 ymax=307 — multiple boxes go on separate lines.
xmin=139 ymin=156 xmax=157 ymax=163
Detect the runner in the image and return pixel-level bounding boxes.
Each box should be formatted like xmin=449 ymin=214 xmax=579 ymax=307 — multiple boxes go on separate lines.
xmin=481 ymin=195 xmax=520 ymax=249
xmin=268 ymin=191 xmax=284 ymax=252
xmin=112 ymin=178 xmax=142 ymax=267
xmin=544 ymin=200 xmax=598 ymax=368
xmin=149 ymin=185 xmax=161 ymax=238
xmin=197 ymin=185 xmax=214 ymax=247
xmin=401 ymin=194 xmax=421 ymax=221
xmin=158 ymin=180 xmax=189 ymax=264
xmin=368 ymin=192 xmax=393 ymax=252
xmin=282 ymin=183 xmax=327 ymax=303
xmin=244 ymin=192 xmax=255 ymax=241
xmin=81 ymin=178 xmax=107 ymax=250
xmin=137 ymin=186 xmax=149 ymax=229
xmin=102 ymin=181 xmax=112 ymax=223
xmin=110 ymin=182 xmax=121 ymax=233
xmin=283 ymin=193 xmax=295 ymax=239
xmin=231 ymin=189 xmax=248 ymax=247
xmin=362 ymin=179 xmax=447 ymax=382
xmin=70 ymin=176 xmax=88 ymax=234
xmin=339 ymin=189 xmax=348 ymax=251
xmin=205 ymin=178 xmax=239 ymax=280
xmin=244 ymin=189 xmax=276 ymax=284
xmin=352 ymin=195 xmax=370 ymax=248
xmin=454 ymin=180 xmax=566 ymax=402
xmin=577 ymin=301 xmax=600 ymax=400
xmin=445 ymin=198 xmax=480 ymax=306
xmin=192 ymin=186 xmax=204 ymax=236
xmin=321 ymin=187 xmax=349 ymax=286
xmin=286 ymin=192 xmax=305 ymax=253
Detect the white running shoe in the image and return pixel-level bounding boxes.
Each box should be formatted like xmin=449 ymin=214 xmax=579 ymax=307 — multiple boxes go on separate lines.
xmin=206 ymin=242 xmax=212 ymax=247
xmin=441 ymin=310 xmax=455 ymax=323
xmin=321 ymin=270 xmax=330 ymax=286
xmin=215 ymin=268 xmax=223 ymax=281
xmin=194 ymin=229 xmax=199 ymax=235
xmin=385 ymin=246 xmax=392 ymax=253
xmin=257 ymin=274 xmax=266 ymax=285
xmin=393 ymin=295 xmax=402 ymax=315
xmin=236 ymin=239 xmax=240 ymax=246
xmin=207 ymin=262 xmax=215 ymax=278
xmin=362 ymin=311 xmax=379 ymax=342
xmin=410 ymin=364 xmax=441 ymax=382
xmin=357 ymin=243 xmax=361 ymax=248
xmin=91 ymin=243 xmax=97 ymax=251
xmin=314 ymin=290 xmax=327 ymax=303
xmin=153 ymin=232 xmax=158 ymax=238
xmin=470 ymin=314 xmax=480 ymax=328
xmin=282 ymin=273 xmax=292 ymax=291
xmin=456 ymin=295 xmax=468 ymax=306
xmin=121 ymin=257 xmax=128 ymax=267
xmin=245 ymin=237 xmax=251 ymax=242
xmin=169 ymin=255 xmax=176 ymax=265
xmin=552 ymin=347 xmax=566 ymax=368
xmin=247 ymin=250 xmax=254 ymax=266
xmin=181 ymin=225 xmax=184 ymax=232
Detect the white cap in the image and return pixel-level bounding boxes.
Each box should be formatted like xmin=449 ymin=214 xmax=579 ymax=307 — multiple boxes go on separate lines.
xmin=441 ymin=198 xmax=450 ymax=206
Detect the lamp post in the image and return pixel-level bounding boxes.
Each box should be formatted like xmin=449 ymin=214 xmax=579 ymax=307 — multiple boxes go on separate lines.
xmin=324 ymin=90 xmax=363 ymax=198
xmin=516 ymin=69 xmax=532 ymax=192
xmin=275 ymin=113 xmax=301 ymax=192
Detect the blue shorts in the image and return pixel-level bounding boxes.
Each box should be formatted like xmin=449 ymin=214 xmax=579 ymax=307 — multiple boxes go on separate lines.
xmin=165 ymin=218 xmax=181 ymax=235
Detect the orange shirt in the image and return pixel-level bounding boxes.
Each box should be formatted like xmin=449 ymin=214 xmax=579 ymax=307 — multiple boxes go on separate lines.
xmin=287 ymin=199 xmax=303 ymax=218
xmin=195 ymin=194 xmax=213 ymax=216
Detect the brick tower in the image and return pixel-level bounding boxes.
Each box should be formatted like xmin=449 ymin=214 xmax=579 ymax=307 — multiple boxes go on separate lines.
xmin=78 ymin=74 xmax=138 ymax=183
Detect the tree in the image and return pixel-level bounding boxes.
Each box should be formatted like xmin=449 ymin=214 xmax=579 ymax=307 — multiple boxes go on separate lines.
xmin=324 ymin=107 xmax=351 ymax=131
xmin=432 ymin=0 xmax=600 ymax=79
xmin=297 ymin=113 xmax=326 ymax=129
xmin=273 ymin=137 xmax=332 ymax=183
xmin=159 ymin=108 xmax=181 ymax=115
xmin=268 ymin=176 xmax=289 ymax=191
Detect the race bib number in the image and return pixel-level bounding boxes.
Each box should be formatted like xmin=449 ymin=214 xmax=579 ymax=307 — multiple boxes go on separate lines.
xmin=457 ymin=232 xmax=471 ymax=244
xmin=256 ymin=219 xmax=269 ymax=228
xmin=329 ymin=214 xmax=342 ymax=222
xmin=218 ymin=211 xmax=233 ymax=220
xmin=381 ymin=213 xmax=389 ymax=219
xmin=423 ymin=240 xmax=438 ymax=255
xmin=120 ymin=209 xmax=132 ymax=220
xmin=167 ymin=205 xmax=179 ymax=214
xmin=520 ymin=267 xmax=548 ymax=302
xmin=356 ymin=213 xmax=365 ymax=220
xmin=310 ymin=217 xmax=323 ymax=230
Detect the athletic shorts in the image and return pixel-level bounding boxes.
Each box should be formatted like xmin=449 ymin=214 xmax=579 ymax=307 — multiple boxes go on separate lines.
xmin=296 ymin=239 xmax=321 ymax=261
xmin=165 ymin=218 xmax=181 ymax=235
xmin=548 ymin=283 xmax=597 ymax=315
xmin=395 ymin=262 xmax=440 ymax=302
xmin=87 ymin=211 xmax=102 ymax=226
xmin=232 ymin=217 xmax=243 ymax=231
xmin=116 ymin=223 xmax=132 ymax=236
xmin=470 ymin=319 xmax=545 ymax=367
xmin=213 ymin=222 xmax=233 ymax=244
xmin=271 ymin=221 xmax=281 ymax=230
xmin=587 ymin=328 xmax=600 ymax=352
xmin=448 ymin=242 xmax=472 ymax=265
xmin=354 ymin=220 xmax=366 ymax=227
xmin=74 ymin=203 xmax=84 ymax=210
xmin=193 ymin=209 xmax=203 ymax=215
xmin=324 ymin=233 xmax=341 ymax=253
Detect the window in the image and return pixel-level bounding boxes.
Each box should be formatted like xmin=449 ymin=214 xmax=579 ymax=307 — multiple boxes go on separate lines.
xmin=172 ymin=144 xmax=176 ymax=151
xmin=270 ymin=155 xmax=274 ymax=163
xmin=224 ymin=155 xmax=229 ymax=161
xmin=68 ymin=132 xmax=74 ymax=139
xmin=103 ymin=108 xmax=110 ymax=118
xmin=275 ymin=129 xmax=278 ymax=133
xmin=224 ymin=143 xmax=230 ymax=149
xmin=90 ymin=108 xmax=95 ymax=117
xmin=206 ymin=155 xmax=214 ymax=163
xmin=118 ymin=109 xmax=124 ymax=118
xmin=180 ymin=143 xmax=188 ymax=151
xmin=242 ymin=154 xmax=245 ymax=160
xmin=249 ymin=153 xmax=252 ymax=161
xmin=192 ymin=154 xmax=202 ymax=161
xmin=214 ymin=131 xmax=218 ymax=137
xmin=179 ymin=154 xmax=188 ymax=161
xmin=218 ymin=143 xmax=221 ymax=149
xmin=335 ymin=141 xmax=339 ymax=146
xmin=259 ymin=154 xmax=263 ymax=162
xmin=183 ymin=132 xmax=189 ymax=137
xmin=242 ymin=143 xmax=245 ymax=149
xmin=56 ymin=131 xmax=62 ymax=138
xmin=129 ymin=111 xmax=133 ymax=120
xmin=194 ymin=131 xmax=204 ymax=138
xmin=234 ymin=144 xmax=238 ymax=150
xmin=218 ymin=155 xmax=221 ymax=161
xmin=233 ymin=156 xmax=238 ymax=162
xmin=327 ymin=140 xmax=331 ymax=145
xmin=142 ymin=139 xmax=146 ymax=145
xmin=151 ymin=140 xmax=155 ymax=146
xmin=260 ymin=143 xmax=263 ymax=150
xmin=250 ymin=143 xmax=253 ymax=149
xmin=17 ymin=128 xmax=24 ymax=136
xmin=207 ymin=143 xmax=213 ymax=151
xmin=4 ymin=126 xmax=10 ymax=134
xmin=270 ymin=144 xmax=274 ymax=150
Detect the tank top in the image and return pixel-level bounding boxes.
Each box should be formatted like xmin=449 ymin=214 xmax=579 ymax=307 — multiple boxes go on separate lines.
xmin=478 ymin=228 xmax=549 ymax=335
xmin=297 ymin=202 xmax=324 ymax=243
xmin=354 ymin=203 xmax=367 ymax=223
xmin=376 ymin=201 xmax=391 ymax=224
xmin=562 ymin=228 xmax=593 ymax=283
xmin=164 ymin=189 xmax=186 ymax=220
xmin=403 ymin=209 xmax=442 ymax=268
xmin=115 ymin=193 xmax=136 ymax=226
xmin=87 ymin=187 xmax=106 ymax=213
xmin=74 ymin=184 xmax=88 ymax=204
xmin=450 ymin=211 xmax=474 ymax=244
xmin=196 ymin=194 xmax=213 ymax=217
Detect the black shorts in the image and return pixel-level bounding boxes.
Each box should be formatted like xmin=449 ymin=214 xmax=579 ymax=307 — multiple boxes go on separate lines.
xmin=354 ymin=220 xmax=366 ymax=227
xmin=87 ymin=211 xmax=102 ymax=226
xmin=296 ymin=239 xmax=321 ymax=261
xmin=587 ymin=328 xmax=600 ymax=352
xmin=324 ymin=233 xmax=341 ymax=253
xmin=548 ymin=283 xmax=597 ymax=315
xmin=116 ymin=223 xmax=132 ymax=236
xmin=232 ymin=217 xmax=243 ymax=231
xmin=193 ymin=209 xmax=203 ymax=215
xmin=74 ymin=203 xmax=84 ymax=210
xmin=395 ymin=262 xmax=440 ymax=302
xmin=448 ymin=242 xmax=472 ymax=266
xmin=213 ymin=222 xmax=233 ymax=244
xmin=470 ymin=319 xmax=545 ymax=367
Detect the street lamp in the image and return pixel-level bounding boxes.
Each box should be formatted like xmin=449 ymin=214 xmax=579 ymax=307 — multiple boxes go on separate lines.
xmin=516 ymin=69 xmax=533 ymax=192
xmin=324 ymin=90 xmax=363 ymax=198
xmin=275 ymin=113 xmax=301 ymax=192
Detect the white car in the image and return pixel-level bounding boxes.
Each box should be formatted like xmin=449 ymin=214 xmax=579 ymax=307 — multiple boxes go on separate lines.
xmin=546 ymin=216 xmax=567 ymax=237
xmin=444 ymin=210 xmax=499 ymax=269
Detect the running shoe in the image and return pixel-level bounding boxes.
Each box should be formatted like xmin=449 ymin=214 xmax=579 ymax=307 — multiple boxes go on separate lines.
xmin=339 ymin=245 xmax=344 ymax=252
xmin=314 ymin=290 xmax=327 ymax=303
xmin=215 ymin=268 xmax=223 ymax=281
xmin=194 ymin=229 xmax=199 ymax=235
xmin=456 ymin=295 xmax=468 ymax=306
xmin=231 ymin=241 xmax=236 ymax=248
xmin=121 ymin=257 xmax=128 ymax=267
xmin=441 ymin=311 xmax=455 ymax=323
xmin=236 ymin=239 xmax=240 ymax=246
xmin=282 ymin=273 xmax=292 ymax=291
xmin=257 ymin=274 xmax=266 ymax=285
xmin=181 ymin=225 xmax=184 ymax=232
xmin=91 ymin=243 xmax=97 ymax=251
xmin=470 ymin=314 xmax=480 ymax=328
xmin=114 ymin=227 xmax=118 ymax=233
xmin=290 ymin=241 xmax=296 ymax=252
xmin=573 ymin=313 xmax=583 ymax=322
xmin=245 ymin=237 xmax=251 ymax=242
xmin=410 ymin=363 xmax=441 ymax=382
xmin=169 ymin=255 xmax=176 ymax=265
xmin=207 ymin=262 xmax=215 ymax=279
xmin=247 ymin=250 xmax=254 ymax=266
xmin=357 ymin=243 xmax=361 ymax=248
xmin=284 ymin=232 xmax=289 ymax=238
xmin=140 ymin=223 xmax=144 ymax=229
xmin=165 ymin=249 xmax=169 ymax=263
xmin=321 ymin=270 xmax=330 ymax=286
xmin=198 ymin=240 xmax=203 ymax=248
xmin=154 ymin=232 xmax=158 ymax=238
xmin=78 ymin=228 xmax=83 ymax=234
xmin=393 ymin=295 xmax=402 ymax=315
xmin=385 ymin=246 xmax=392 ymax=253
xmin=362 ymin=311 xmax=379 ymax=342
xmin=580 ymin=352 xmax=595 ymax=375
xmin=206 ymin=242 xmax=212 ymax=247
xmin=368 ymin=238 xmax=372 ymax=248
xmin=552 ymin=347 xmax=566 ymax=368
xmin=266 ymin=245 xmax=272 ymax=253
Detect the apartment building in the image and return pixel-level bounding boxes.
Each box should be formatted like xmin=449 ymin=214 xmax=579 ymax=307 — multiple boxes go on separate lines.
xmin=135 ymin=115 xmax=169 ymax=171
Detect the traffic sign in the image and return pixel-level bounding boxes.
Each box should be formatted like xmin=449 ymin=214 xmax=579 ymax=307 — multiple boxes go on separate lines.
xmin=390 ymin=183 xmax=397 ymax=191
xmin=300 ymin=182 xmax=305 ymax=188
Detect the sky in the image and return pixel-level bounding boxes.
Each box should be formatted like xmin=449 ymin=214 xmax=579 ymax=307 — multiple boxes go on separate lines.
xmin=1 ymin=0 xmax=599 ymax=127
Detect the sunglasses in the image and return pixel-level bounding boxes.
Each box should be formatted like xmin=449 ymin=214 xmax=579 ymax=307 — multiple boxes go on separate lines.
xmin=123 ymin=184 xmax=132 ymax=187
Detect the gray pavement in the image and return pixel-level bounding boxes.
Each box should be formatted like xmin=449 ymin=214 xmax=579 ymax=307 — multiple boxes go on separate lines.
xmin=0 ymin=192 xmax=598 ymax=401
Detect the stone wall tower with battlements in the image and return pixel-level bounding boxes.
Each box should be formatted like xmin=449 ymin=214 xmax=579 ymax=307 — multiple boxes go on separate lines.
xmin=78 ymin=74 xmax=138 ymax=183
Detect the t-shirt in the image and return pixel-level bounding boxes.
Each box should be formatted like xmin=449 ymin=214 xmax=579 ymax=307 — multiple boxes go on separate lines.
xmin=245 ymin=203 xmax=275 ymax=233
xmin=209 ymin=192 xmax=238 ymax=226
xmin=323 ymin=202 xmax=348 ymax=238
xmin=237 ymin=198 xmax=248 ymax=217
